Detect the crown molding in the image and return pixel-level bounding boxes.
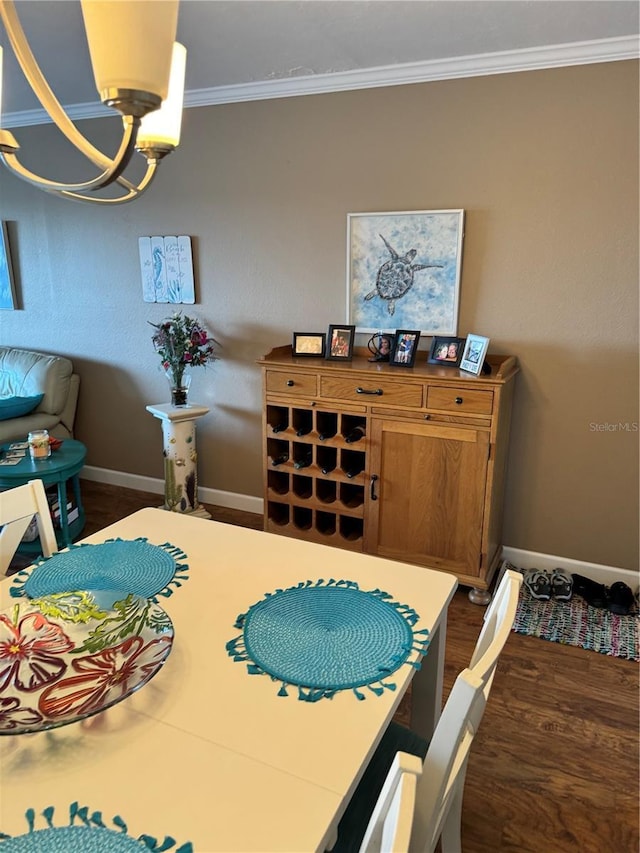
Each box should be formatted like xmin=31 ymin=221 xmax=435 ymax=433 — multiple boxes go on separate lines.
xmin=3 ymin=35 xmax=638 ymax=129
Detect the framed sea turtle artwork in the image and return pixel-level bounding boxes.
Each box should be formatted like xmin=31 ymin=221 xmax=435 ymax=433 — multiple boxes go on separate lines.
xmin=346 ymin=210 xmax=465 ymax=336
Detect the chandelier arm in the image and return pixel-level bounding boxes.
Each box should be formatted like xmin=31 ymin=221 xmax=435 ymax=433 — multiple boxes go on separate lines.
xmin=0 ymin=0 xmax=121 ymax=172
xmin=52 ymin=161 xmax=159 ymax=205
xmin=0 ymin=116 xmax=145 ymax=193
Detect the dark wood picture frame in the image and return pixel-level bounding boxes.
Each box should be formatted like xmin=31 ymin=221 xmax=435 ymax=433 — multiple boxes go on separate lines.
xmin=427 ymin=335 xmax=465 ymax=366
xmin=390 ymin=329 xmax=421 ymax=367
xmin=292 ymin=332 xmax=326 ymax=358
xmin=326 ymin=324 xmax=356 ymax=361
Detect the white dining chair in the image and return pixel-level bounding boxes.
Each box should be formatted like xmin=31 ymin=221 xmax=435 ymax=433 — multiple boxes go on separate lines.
xmin=332 ymin=568 xmax=523 ymax=853
xmin=0 ymin=479 xmax=58 ymax=574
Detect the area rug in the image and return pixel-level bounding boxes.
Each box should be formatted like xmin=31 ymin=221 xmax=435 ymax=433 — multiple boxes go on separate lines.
xmin=513 ymin=585 xmax=639 ymax=662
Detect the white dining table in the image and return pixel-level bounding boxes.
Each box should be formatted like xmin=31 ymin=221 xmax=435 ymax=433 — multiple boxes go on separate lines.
xmin=0 ymin=508 xmax=457 ymax=852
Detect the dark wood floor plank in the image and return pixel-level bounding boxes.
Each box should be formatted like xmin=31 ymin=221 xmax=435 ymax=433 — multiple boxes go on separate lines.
xmin=73 ymin=481 xmax=640 ymax=852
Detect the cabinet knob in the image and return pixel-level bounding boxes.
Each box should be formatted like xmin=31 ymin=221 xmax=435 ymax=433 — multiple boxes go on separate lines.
xmin=286 ymin=380 xmax=294 ymax=387
xmin=424 ymin=414 xmax=431 ymax=420
xmin=455 ymin=396 xmax=463 ymax=405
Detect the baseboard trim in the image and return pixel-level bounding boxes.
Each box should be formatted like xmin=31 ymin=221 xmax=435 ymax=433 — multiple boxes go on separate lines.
xmin=502 ymin=546 xmax=638 ymax=589
xmin=80 ymin=467 xmax=637 ymax=586
xmin=81 ymin=465 xmax=264 ymax=516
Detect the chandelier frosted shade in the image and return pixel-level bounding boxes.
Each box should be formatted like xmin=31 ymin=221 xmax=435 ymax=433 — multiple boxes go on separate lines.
xmin=137 ymin=42 xmax=187 ymax=153
xmin=81 ymin=0 xmax=179 ymax=117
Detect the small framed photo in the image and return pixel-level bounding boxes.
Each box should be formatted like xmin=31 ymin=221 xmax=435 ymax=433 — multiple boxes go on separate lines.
xmin=460 ymin=334 xmax=490 ymax=375
xmin=428 ymin=336 xmax=465 ymax=366
xmin=292 ymin=332 xmax=326 ymax=358
xmin=390 ymin=330 xmax=421 ymax=368
xmin=326 ymin=325 xmax=356 ymax=361
xmin=367 ymin=331 xmax=395 ymax=362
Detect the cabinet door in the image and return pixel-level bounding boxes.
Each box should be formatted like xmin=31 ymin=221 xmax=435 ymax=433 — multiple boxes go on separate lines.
xmin=367 ymin=419 xmax=489 ymax=578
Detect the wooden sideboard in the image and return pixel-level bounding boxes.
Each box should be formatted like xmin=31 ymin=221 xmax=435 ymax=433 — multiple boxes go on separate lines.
xmin=258 ymin=345 xmax=519 ymax=603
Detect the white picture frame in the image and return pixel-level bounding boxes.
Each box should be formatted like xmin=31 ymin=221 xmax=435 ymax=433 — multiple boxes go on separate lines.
xmin=139 ymin=235 xmax=195 ymax=304
xmin=347 ymin=209 xmax=465 ymax=335
xmin=460 ymin=333 xmax=490 ymax=375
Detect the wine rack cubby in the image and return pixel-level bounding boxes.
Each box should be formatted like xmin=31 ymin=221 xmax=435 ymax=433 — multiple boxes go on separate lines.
xmin=263 ymin=403 xmax=366 ymax=550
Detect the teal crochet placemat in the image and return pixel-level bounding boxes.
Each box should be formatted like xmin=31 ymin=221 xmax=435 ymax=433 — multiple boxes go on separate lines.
xmin=0 ymin=803 xmax=192 ymax=852
xmin=226 ymin=579 xmax=430 ymax=701
xmin=10 ymin=539 xmax=189 ymax=603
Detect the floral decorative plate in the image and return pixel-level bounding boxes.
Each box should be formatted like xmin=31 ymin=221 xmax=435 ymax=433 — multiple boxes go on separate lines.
xmin=0 ymin=591 xmax=174 ymax=736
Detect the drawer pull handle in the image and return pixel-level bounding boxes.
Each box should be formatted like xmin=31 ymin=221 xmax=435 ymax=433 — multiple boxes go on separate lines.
xmin=356 ymin=386 xmax=383 ymax=396
xmin=286 ymin=380 xmax=294 ymax=387
xmin=370 ymin=474 xmax=379 ymax=501
xmin=424 ymin=414 xmax=431 ymax=420
xmin=455 ymin=396 xmax=463 ymax=405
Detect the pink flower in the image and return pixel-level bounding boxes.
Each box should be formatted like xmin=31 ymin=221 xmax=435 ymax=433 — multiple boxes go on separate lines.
xmin=39 ymin=635 xmax=172 ymax=720
xmin=0 ymin=611 xmax=73 ymax=693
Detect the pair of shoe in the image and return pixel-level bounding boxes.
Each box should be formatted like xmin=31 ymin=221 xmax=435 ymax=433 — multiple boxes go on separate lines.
xmin=572 ymin=574 xmax=635 ymax=615
xmin=524 ymin=568 xmax=572 ymax=601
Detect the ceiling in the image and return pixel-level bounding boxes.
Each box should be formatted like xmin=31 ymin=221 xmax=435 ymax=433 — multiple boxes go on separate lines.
xmin=1 ymin=0 xmax=638 ymax=126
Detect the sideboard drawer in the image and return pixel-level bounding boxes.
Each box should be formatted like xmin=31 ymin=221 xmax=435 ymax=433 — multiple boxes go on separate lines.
xmin=265 ymin=370 xmax=318 ymax=396
xmin=426 ymin=385 xmax=494 ymax=415
xmin=320 ymin=376 xmax=423 ymax=407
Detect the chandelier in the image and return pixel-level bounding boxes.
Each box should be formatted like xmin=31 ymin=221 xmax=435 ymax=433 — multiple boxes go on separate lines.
xmin=0 ymin=0 xmax=186 ymax=204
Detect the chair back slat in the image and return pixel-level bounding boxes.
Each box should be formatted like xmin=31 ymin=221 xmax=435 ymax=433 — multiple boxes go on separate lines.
xmin=359 ymin=752 xmax=422 ymax=853
xmin=408 ymin=669 xmax=484 ymax=852
xmin=0 ymin=479 xmax=58 ymax=573
xmin=469 ymin=569 xmax=523 ymax=681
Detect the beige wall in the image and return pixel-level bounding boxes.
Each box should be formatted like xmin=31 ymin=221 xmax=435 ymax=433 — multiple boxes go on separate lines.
xmin=1 ymin=60 xmax=638 ymax=570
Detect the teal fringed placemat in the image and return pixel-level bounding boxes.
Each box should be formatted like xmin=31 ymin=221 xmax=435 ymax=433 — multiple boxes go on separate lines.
xmin=10 ymin=539 xmax=189 ymax=602
xmin=0 ymin=803 xmax=192 ymax=852
xmin=226 ymin=579 xmax=430 ymax=701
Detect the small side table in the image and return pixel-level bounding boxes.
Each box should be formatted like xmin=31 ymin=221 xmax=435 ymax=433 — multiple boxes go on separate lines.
xmin=146 ymin=403 xmax=211 ymax=519
xmin=0 ymin=438 xmax=87 ymax=555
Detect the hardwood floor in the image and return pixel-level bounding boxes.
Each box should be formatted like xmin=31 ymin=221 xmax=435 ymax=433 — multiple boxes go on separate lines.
xmin=67 ymin=482 xmax=640 ymax=850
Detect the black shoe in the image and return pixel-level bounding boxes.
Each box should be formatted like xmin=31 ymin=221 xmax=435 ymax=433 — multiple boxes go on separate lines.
xmin=571 ymin=574 xmax=608 ymax=609
xmin=608 ymin=582 xmax=635 ymax=616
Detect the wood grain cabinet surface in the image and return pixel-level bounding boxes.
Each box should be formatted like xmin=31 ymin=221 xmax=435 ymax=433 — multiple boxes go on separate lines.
xmin=258 ymin=345 xmax=519 ymax=600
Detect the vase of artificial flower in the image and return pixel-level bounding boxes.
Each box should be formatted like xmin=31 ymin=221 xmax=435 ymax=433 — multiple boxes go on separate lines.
xmin=166 ymin=366 xmax=192 ymax=407
xmin=150 ymin=312 xmax=219 ymax=407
